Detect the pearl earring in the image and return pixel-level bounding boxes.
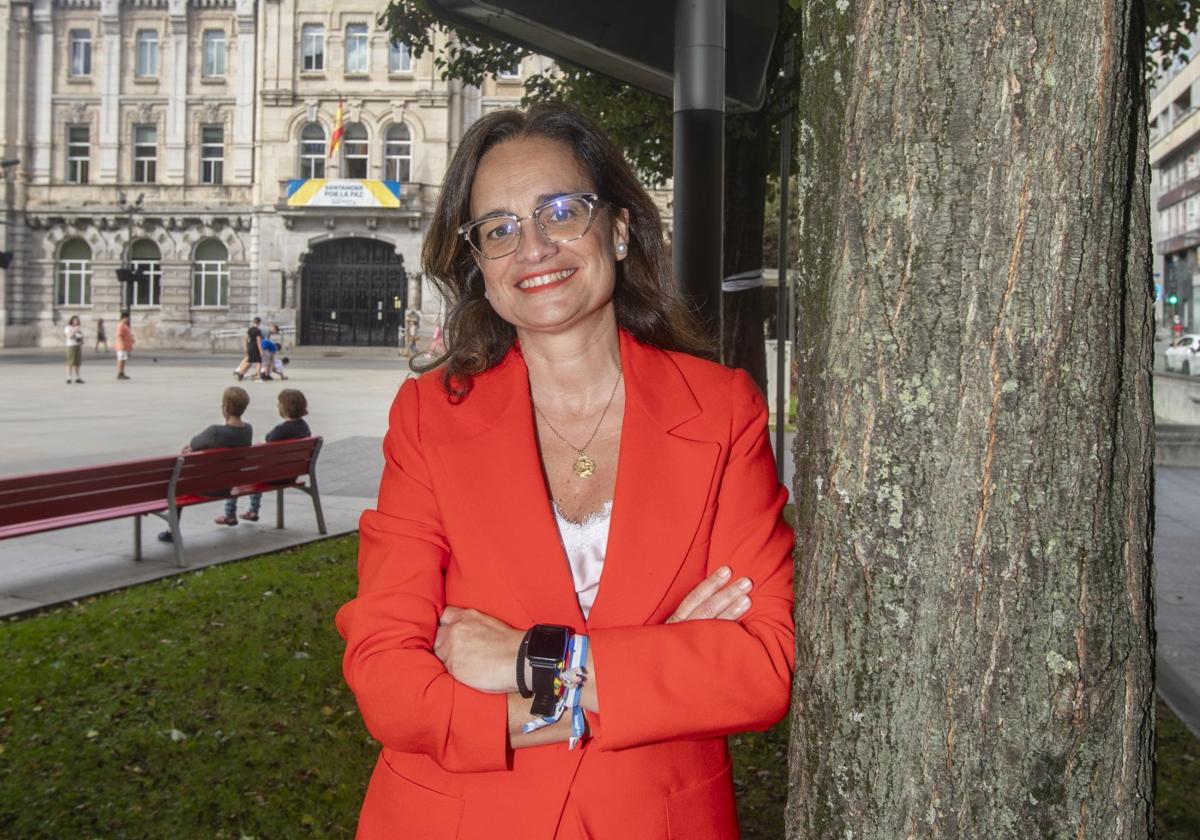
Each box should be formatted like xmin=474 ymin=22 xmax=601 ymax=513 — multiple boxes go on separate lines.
xmin=616 ymin=242 xmax=628 ymax=255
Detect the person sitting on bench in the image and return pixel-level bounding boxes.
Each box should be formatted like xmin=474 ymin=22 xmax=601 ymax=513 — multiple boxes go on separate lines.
xmin=229 ymin=389 xmax=312 ymax=523
xmin=159 ymin=386 xmax=253 ymax=541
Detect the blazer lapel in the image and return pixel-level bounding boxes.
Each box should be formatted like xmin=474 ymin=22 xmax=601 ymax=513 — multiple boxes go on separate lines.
xmin=586 ymin=333 xmax=721 ymax=629
xmin=433 ymin=351 xmax=586 ymax=630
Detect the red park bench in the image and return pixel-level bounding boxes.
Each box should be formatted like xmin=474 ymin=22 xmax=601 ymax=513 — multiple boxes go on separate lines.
xmin=0 ymin=437 xmax=327 ymax=568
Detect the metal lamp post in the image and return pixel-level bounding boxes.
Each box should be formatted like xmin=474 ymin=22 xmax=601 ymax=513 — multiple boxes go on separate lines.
xmin=116 ymin=192 xmax=144 ymax=311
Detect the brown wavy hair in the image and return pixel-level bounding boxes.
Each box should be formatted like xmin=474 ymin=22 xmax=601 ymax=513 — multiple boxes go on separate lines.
xmin=418 ymin=101 xmax=712 ymax=399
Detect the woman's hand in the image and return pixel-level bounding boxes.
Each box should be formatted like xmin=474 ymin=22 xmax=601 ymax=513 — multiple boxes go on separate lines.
xmin=434 ymin=606 xmax=524 ymax=693
xmin=666 ymin=566 xmax=752 ymax=623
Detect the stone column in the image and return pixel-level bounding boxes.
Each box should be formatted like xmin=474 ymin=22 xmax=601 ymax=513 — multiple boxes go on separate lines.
xmin=164 ymin=0 xmax=188 ymax=182
xmin=28 ymin=0 xmax=52 ymax=184
xmin=232 ymin=0 xmax=255 ymax=182
xmin=96 ymin=0 xmax=121 ymax=181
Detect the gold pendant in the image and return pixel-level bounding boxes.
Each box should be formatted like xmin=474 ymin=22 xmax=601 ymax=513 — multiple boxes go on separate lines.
xmin=573 ymin=454 xmax=596 ymax=478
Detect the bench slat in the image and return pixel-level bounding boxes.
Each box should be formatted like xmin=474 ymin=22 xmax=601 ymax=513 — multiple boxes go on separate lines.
xmin=0 ymin=456 xmax=178 ymax=498
xmin=1 ymin=483 xmax=179 ymax=527
xmin=0 ymin=500 xmax=168 ymax=539
xmin=0 ymin=467 xmax=178 ymax=511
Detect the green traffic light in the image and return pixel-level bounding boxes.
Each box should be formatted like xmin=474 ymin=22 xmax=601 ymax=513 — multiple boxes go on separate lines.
xmin=1169 ymin=294 xmax=1180 ymax=305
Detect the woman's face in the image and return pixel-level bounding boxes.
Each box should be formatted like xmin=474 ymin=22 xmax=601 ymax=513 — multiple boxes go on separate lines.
xmin=467 ymin=135 xmax=628 ymax=338
xmin=69 ymin=316 xmax=79 ymax=326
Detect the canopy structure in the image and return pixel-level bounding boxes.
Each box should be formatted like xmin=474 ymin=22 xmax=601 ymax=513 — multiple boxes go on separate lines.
xmin=424 ymin=0 xmax=779 ymax=338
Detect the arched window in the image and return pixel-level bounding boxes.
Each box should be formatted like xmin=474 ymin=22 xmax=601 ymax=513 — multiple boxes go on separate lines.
xmin=384 ymin=123 xmax=412 ymax=182
xmin=192 ymin=239 xmax=229 ymax=307
xmin=56 ymin=238 xmax=92 ymax=306
xmin=130 ymin=239 xmax=161 ymax=307
xmin=343 ymin=123 xmax=368 ymax=178
xmin=299 ymin=123 xmax=326 ymax=179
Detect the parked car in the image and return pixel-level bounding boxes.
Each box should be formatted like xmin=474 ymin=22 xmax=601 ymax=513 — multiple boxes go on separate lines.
xmin=1165 ymin=333 xmax=1200 ymax=374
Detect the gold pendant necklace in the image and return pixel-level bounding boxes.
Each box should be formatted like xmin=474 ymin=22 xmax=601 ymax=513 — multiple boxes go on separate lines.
xmin=534 ymin=369 xmax=623 ymax=479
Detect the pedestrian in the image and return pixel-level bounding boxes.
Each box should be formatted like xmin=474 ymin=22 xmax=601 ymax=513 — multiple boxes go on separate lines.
xmin=234 ymin=317 xmax=264 ymax=381
xmin=258 ymin=333 xmax=276 ymax=381
xmin=95 ymin=318 xmax=108 ymax=352
xmin=403 ymin=307 xmax=421 ymax=356
xmin=229 ymin=388 xmax=311 ymax=523
xmin=268 ymin=324 xmax=290 ymax=380
xmin=115 ymin=312 xmax=133 ymax=380
xmin=64 ymin=315 xmax=85 ymax=384
xmin=334 ymin=103 xmax=794 ymax=838
xmin=158 ymin=386 xmax=253 ymax=541
xmin=1173 ymin=314 xmax=1185 ymax=340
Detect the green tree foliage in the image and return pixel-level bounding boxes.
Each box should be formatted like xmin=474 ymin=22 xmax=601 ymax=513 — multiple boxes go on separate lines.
xmin=1148 ymin=0 xmax=1200 ymax=74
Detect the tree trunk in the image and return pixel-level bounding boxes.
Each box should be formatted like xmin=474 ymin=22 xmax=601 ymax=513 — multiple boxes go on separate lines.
xmin=722 ymin=110 xmax=770 ymax=393
xmin=788 ymin=2 xmax=1155 ymax=838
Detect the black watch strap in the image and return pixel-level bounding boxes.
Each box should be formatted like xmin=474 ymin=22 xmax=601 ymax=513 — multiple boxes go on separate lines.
xmin=516 ymin=629 xmax=533 ymax=699
xmin=530 ymin=664 xmax=560 ymax=717
xmin=526 ymin=624 xmax=571 ymax=717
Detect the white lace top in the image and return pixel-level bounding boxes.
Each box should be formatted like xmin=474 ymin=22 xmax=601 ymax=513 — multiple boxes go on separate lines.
xmin=552 ymin=500 xmax=612 ymax=619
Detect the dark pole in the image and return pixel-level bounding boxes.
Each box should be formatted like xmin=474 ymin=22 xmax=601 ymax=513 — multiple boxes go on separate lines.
xmin=673 ymin=0 xmax=725 ymax=345
xmin=774 ymin=36 xmax=794 ymax=482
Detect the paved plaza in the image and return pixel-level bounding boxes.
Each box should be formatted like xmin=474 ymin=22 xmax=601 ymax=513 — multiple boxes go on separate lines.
xmin=0 ymin=345 xmax=405 ymax=615
xmin=0 ymin=347 xmax=1197 ymax=735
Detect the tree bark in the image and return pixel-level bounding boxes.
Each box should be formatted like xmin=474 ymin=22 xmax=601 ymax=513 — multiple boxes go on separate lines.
xmin=788 ymin=2 xmax=1155 ymax=838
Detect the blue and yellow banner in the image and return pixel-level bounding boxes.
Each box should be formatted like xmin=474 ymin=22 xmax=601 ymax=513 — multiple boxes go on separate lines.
xmin=286 ymin=179 xmax=401 ymax=208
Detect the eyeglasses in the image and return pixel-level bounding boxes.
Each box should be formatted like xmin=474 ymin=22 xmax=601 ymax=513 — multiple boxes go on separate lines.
xmin=457 ymin=193 xmax=603 ymax=260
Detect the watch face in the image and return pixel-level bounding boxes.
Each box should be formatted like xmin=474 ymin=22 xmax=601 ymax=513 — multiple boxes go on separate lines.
xmin=527 ymin=624 xmax=569 ymax=664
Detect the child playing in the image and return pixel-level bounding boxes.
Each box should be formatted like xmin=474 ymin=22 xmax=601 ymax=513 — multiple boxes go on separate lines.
xmin=232 ymin=388 xmax=312 ymax=523
xmin=158 ymin=386 xmax=253 ymax=541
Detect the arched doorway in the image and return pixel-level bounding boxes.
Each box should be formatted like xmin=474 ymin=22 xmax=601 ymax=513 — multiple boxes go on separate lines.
xmin=299 ymin=237 xmax=407 ymax=346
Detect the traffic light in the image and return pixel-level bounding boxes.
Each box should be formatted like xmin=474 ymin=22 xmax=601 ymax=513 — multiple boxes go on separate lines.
xmin=0 ymin=251 xmax=11 ymax=269
xmin=1169 ymin=293 xmax=1180 ymax=306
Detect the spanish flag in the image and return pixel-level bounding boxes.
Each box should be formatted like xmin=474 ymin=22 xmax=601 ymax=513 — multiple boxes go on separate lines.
xmin=328 ymin=98 xmax=345 ymax=158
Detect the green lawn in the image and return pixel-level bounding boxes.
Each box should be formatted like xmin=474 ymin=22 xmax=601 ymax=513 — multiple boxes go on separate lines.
xmin=1 ymin=535 xmax=1196 ymax=838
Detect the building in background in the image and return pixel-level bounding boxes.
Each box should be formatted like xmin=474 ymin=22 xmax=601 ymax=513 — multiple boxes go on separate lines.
xmin=0 ymin=0 xmax=544 ymax=347
xmin=1151 ymin=41 xmax=1200 ymax=332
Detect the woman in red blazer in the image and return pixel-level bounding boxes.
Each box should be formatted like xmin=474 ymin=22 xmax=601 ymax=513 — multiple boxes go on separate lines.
xmin=336 ymin=103 xmax=794 ymax=839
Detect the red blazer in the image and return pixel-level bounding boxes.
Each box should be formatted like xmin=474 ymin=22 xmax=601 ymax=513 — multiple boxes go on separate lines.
xmin=336 ymin=330 xmax=795 ymax=840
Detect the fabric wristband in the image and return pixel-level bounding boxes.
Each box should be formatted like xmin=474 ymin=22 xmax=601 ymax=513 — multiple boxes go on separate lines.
xmin=521 ymin=633 xmax=590 ymax=750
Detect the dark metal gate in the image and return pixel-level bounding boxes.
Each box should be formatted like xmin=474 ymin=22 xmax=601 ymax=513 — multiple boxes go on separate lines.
xmin=299 ymin=238 xmax=407 ymax=346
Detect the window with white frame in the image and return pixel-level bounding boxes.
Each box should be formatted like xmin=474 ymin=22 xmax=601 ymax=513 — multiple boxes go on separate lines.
xmin=345 ymin=24 xmax=369 ymax=73
xmin=343 ymin=123 xmax=368 ymax=178
xmin=66 ymin=126 xmax=89 ymax=184
xmin=203 ymin=30 xmax=226 ymax=78
xmin=384 ymin=123 xmax=412 ymax=182
xmin=69 ymin=30 xmax=92 ymax=77
xmin=192 ymin=239 xmax=229 ymax=307
xmin=136 ymin=30 xmax=158 ymax=77
xmin=133 ymin=125 xmax=157 ymax=183
xmin=302 ymin=24 xmax=325 ymax=71
xmin=299 ymin=123 xmax=326 ymax=178
xmin=497 ymin=60 xmax=521 ymax=79
xmin=389 ymin=40 xmax=412 ymax=73
xmin=130 ymin=239 xmax=162 ymax=307
xmin=56 ymin=238 xmax=92 ymax=306
xmin=201 ymin=125 xmax=224 ymax=184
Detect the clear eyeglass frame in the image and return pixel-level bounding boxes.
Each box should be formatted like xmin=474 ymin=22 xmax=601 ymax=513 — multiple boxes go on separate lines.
xmin=457 ymin=192 xmax=603 ymax=260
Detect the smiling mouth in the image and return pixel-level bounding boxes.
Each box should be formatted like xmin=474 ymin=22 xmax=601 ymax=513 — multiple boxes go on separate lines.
xmin=516 ymin=268 xmax=576 ymax=290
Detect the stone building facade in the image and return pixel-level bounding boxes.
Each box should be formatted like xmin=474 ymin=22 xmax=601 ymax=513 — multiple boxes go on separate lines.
xmin=0 ymin=0 xmax=541 ymax=347
xmin=1151 ymin=42 xmax=1200 ymax=330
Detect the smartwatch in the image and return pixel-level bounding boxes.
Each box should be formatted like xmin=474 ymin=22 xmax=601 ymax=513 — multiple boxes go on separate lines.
xmin=526 ymin=624 xmax=571 ymax=717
